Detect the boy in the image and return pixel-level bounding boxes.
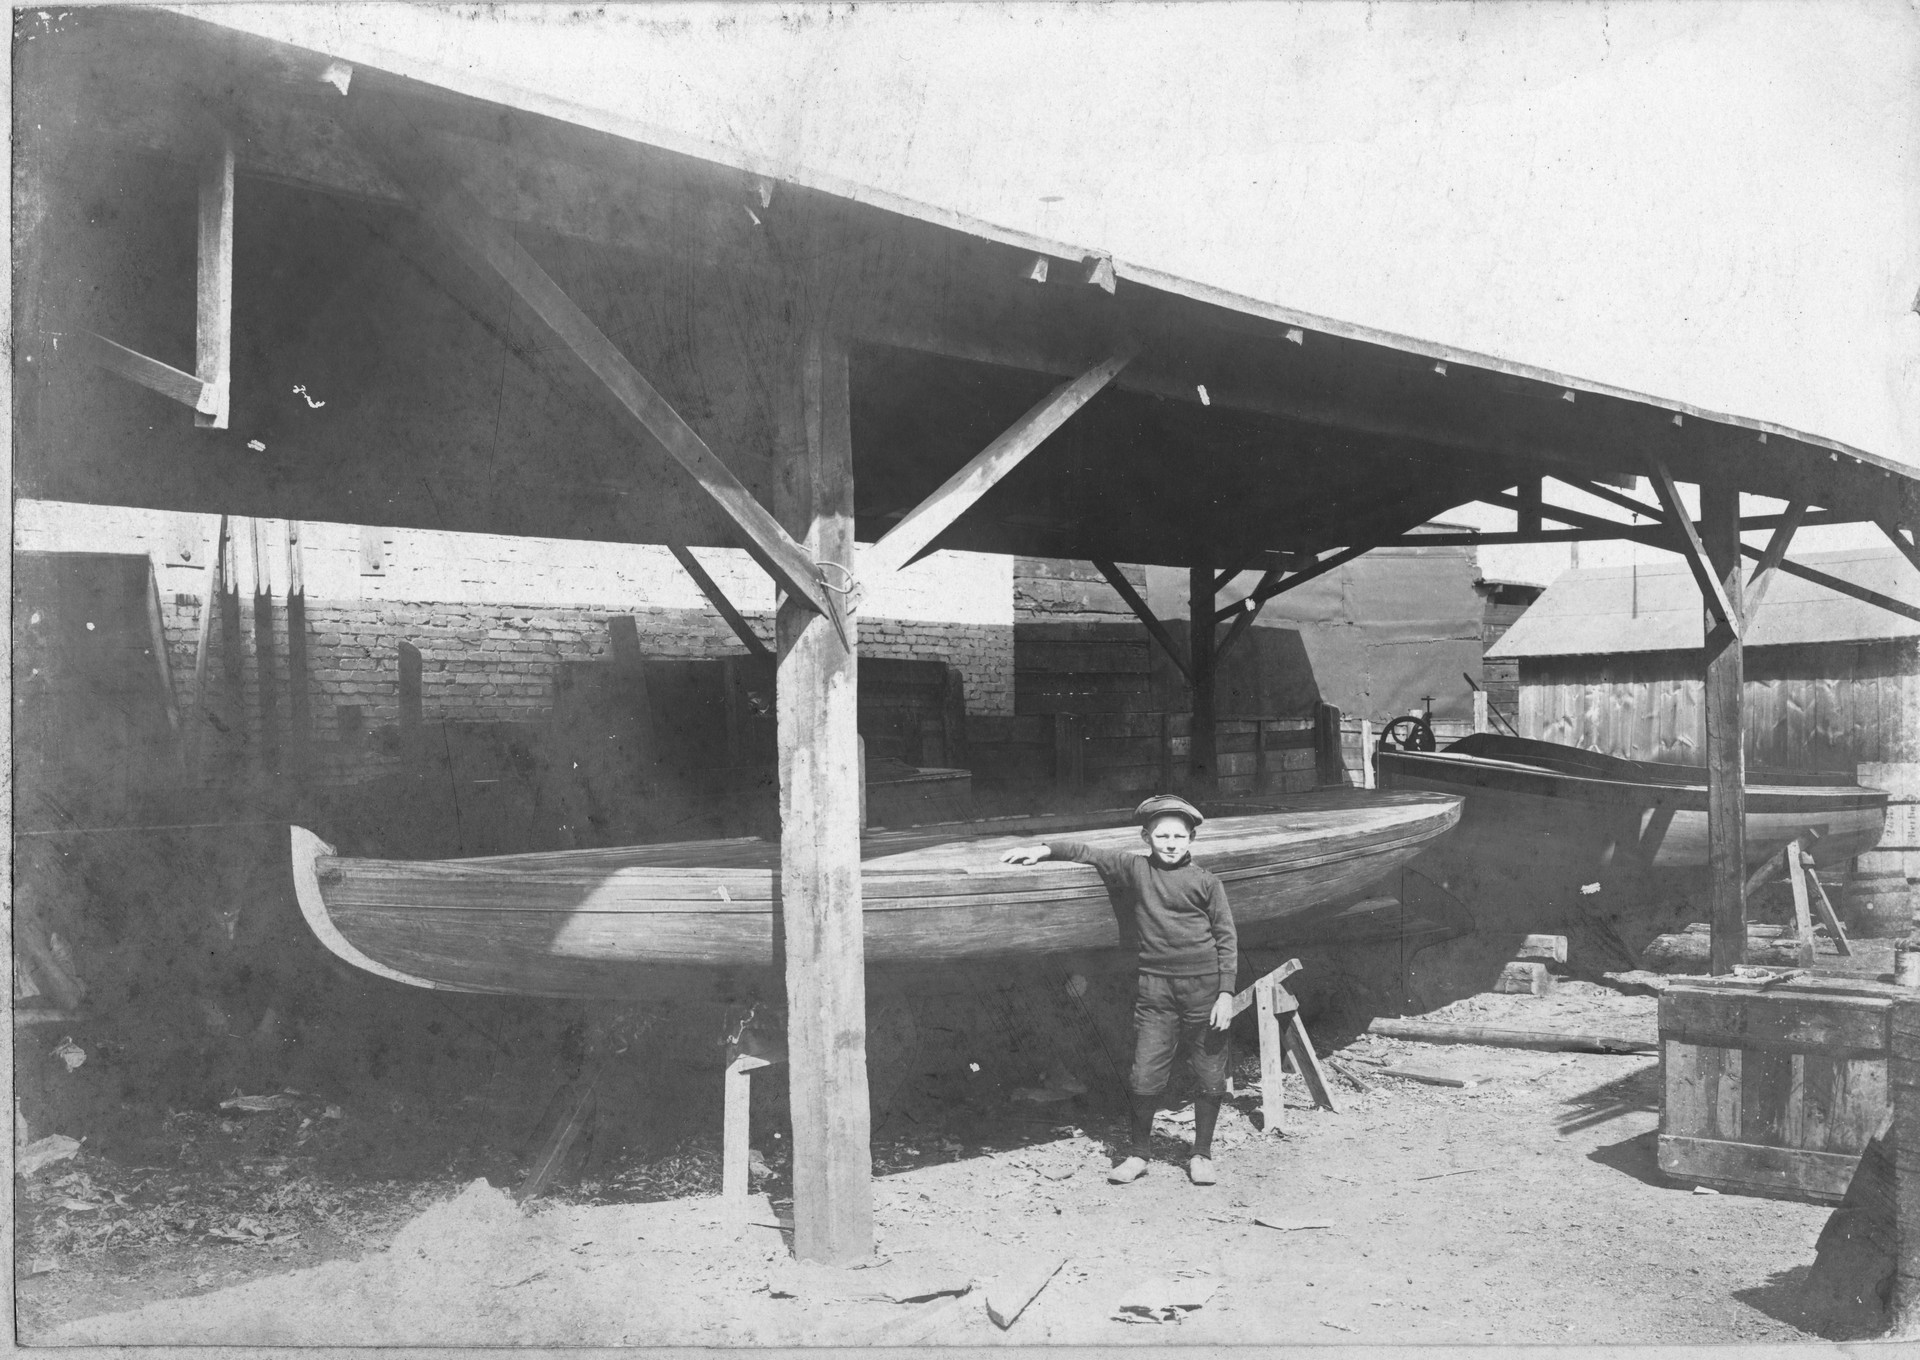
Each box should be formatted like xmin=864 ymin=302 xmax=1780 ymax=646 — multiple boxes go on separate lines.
xmin=1001 ymin=794 xmax=1237 ymax=1185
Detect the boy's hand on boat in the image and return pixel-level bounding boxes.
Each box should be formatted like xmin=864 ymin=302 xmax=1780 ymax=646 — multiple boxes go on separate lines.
xmin=1001 ymin=845 xmax=1049 ymax=866
xmin=1210 ymin=993 xmax=1234 ymax=1031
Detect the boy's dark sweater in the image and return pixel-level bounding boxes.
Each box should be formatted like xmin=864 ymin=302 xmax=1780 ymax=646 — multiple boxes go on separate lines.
xmin=1045 ymin=841 xmax=1237 ymax=993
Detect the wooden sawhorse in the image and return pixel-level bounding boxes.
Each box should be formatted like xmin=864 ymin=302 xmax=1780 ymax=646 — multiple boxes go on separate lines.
xmin=1229 ymin=958 xmax=1339 ymax=1131
xmin=1743 ymin=829 xmax=1854 ymax=967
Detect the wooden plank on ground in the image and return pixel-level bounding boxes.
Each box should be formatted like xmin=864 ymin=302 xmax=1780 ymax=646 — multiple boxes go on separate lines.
xmin=1368 ymin=1019 xmax=1654 ymax=1054
xmin=985 ymin=1255 xmax=1066 ymax=1330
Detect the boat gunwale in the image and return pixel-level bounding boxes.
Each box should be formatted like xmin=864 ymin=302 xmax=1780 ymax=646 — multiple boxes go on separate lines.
xmin=1379 ymin=748 xmax=1889 ymax=812
xmin=319 ymin=816 xmax=1460 ymax=916
xmin=307 ymin=801 xmax=1465 ymax=907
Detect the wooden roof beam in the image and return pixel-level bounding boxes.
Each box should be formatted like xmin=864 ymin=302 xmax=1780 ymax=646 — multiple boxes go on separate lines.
xmin=1212 ymin=543 xmax=1377 ymax=663
xmin=1878 ymin=519 xmax=1920 ymax=574
xmin=865 ymin=348 xmax=1134 ymax=579
xmin=351 ymin=115 xmax=835 ymax=622
xmin=1647 ymin=456 xmax=1741 ymax=638
xmin=1741 ymin=547 xmax=1920 ymax=625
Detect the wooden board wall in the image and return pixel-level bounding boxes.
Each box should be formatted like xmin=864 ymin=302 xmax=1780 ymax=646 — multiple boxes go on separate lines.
xmin=1518 ymin=640 xmax=1918 ymax=771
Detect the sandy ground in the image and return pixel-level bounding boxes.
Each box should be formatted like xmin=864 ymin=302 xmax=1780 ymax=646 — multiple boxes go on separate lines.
xmin=31 ymin=983 xmax=1879 ymax=1347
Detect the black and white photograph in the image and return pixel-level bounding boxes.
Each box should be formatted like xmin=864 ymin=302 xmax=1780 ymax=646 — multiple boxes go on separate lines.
xmin=10 ymin=1 xmax=1920 ymax=1346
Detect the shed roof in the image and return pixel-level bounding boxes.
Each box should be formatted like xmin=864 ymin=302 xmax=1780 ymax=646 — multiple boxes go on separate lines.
xmin=14 ymin=7 xmax=1920 ymax=573
xmin=1488 ymin=548 xmax=1920 ymax=659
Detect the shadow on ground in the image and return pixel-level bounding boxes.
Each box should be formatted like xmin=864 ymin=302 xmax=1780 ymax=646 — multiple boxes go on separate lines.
xmin=1734 ymin=1265 xmax=1889 ymax=1342
xmin=1584 ymin=1129 xmax=1668 ymax=1190
xmin=1558 ymin=1062 xmax=1660 ymax=1136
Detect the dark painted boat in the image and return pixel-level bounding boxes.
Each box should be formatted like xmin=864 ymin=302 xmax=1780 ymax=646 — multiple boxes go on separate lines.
xmin=290 ymin=790 xmax=1462 ymax=998
xmin=1376 ymin=733 xmax=1887 ymax=869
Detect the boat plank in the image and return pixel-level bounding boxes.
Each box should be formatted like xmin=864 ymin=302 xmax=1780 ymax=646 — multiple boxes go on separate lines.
xmin=293 ymin=793 xmax=1462 ymax=995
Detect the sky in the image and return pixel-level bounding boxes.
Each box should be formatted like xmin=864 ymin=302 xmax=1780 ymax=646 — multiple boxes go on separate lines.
xmin=196 ymin=1 xmax=1920 ymax=584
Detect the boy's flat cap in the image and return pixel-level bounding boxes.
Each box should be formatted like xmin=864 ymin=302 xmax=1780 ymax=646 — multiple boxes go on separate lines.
xmin=1133 ymin=794 xmax=1204 ymax=827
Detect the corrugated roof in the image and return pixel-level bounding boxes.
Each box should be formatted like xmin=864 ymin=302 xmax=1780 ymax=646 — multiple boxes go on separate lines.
xmin=1487 ymin=548 xmax=1920 ymax=658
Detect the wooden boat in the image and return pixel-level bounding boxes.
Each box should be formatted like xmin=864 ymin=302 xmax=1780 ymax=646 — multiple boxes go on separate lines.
xmin=1375 ymin=733 xmax=1887 ymax=869
xmin=289 ymin=790 xmax=1462 ymax=998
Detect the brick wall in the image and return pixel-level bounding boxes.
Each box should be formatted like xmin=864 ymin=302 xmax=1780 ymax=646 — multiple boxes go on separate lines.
xmin=163 ymin=594 xmax=1011 ymax=787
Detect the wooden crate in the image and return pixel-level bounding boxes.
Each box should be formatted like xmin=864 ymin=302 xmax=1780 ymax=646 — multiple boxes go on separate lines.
xmin=1658 ymin=977 xmax=1900 ymax=1203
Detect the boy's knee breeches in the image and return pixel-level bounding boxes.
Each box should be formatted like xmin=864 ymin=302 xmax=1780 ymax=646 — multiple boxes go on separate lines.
xmin=1128 ymin=971 xmax=1230 ymax=1096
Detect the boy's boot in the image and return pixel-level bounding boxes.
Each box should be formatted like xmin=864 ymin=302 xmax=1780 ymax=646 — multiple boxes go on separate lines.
xmin=1110 ymin=1092 xmax=1157 ymax=1182
xmin=1188 ymin=1093 xmax=1222 ymax=1185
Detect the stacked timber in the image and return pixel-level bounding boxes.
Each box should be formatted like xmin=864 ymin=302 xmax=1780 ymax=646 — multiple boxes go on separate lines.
xmin=1492 ymin=934 xmax=1567 ymax=996
xmin=1640 ymin=923 xmax=1808 ymax=973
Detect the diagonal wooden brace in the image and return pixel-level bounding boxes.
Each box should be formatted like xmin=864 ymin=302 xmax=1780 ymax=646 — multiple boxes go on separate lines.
xmin=867 ymin=349 xmax=1134 ymax=578
xmin=1744 ymin=501 xmax=1807 ymax=617
xmin=1092 ymin=559 xmax=1193 ymax=685
xmin=669 ymin=544 xmax=772 ymax=660
xmin=1645 ymin=455 xmax=1740 ymax=636
xmin=357 ymin=127 xmax=835 ymax=622
xmin=1877 ymin=519 xmax=1920 ymax=574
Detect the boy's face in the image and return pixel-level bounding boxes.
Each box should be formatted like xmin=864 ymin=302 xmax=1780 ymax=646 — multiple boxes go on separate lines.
xmin=1141 ymin=815 xmax=1194 ymax=865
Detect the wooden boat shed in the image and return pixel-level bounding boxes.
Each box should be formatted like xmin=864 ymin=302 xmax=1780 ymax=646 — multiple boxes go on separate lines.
xmin=16 ymin=8 xmax=1920 ymax=1262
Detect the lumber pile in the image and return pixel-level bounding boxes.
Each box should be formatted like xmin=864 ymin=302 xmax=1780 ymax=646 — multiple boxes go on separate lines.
xmin=1639 ymin=923 xmax=1807 ymax=974
xmin=1492 ymin=934 xmax=1567 ymax=996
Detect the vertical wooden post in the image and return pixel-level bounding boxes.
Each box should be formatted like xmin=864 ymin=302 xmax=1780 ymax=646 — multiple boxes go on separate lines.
xmin=1189 ymin=565 xmax=1216 ymax=790
xmin=188 ymin=517 xmax=224 ymax=767
xmin=1054 ymin=713 xmax=1085 ymax=792
xmin=1472 ymin=690 xmax=1489 ymax=735
xmin=774 ymin=328 xmax=872 ymax=1264
xmin=1518 ymin=477 xmax=1544 ymax=536
xmin=250 ymin=520 xmax=280 ymax=776
xmin=1890 ymin=998 xmax=1920 ymax=1338
xmin=194 ymin=131 xmax=234 ymax=430
xmin=723 ymin=1052 xmax=772 ymax=1210
xmin=1358 ymin=718 xmax=1375 ymax=789
xmin=1255 ymin=977 xmax=1285 ymax=1134
xmin=218 ymin=520 xmax=244 ymax=753
xmin=1702 ymin=482 xmax=1747 ymax=976
xmin=285 ymin=522 xmax=311 ymax=787
xmin=1314 ymin=701 xmax=1344 ymax=786
xmin=1786 ymin=835 xmax=1816 ymax=968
